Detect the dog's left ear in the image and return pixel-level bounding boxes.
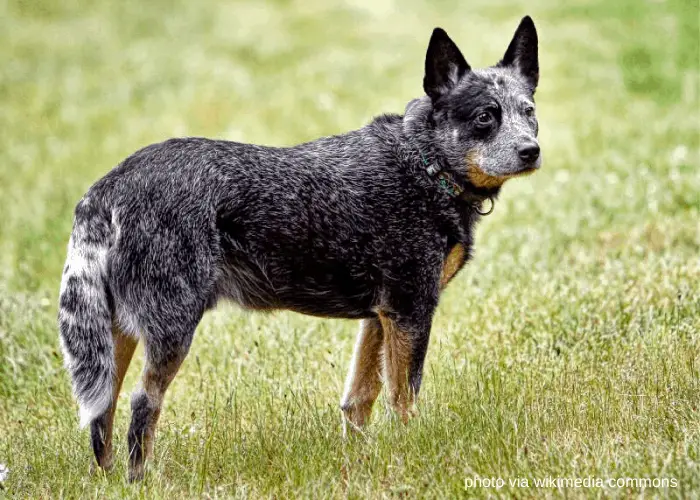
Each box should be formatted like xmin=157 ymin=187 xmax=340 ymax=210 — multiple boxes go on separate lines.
xmin=499 ymin=16 xmax=539 ymax=90
xmin=424 ymin=28 xmax=471 ymax=102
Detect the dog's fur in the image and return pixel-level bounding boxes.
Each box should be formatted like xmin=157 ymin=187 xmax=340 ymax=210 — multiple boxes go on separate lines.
xmin=58 ymin=17 xmax=541 ymax=480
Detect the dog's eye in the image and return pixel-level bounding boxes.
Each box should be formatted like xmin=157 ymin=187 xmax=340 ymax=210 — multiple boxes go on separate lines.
xmin=524 ymin=106 xmax=535 ymax=117
xmin=475 ymin=112 xmax=492 ymax=126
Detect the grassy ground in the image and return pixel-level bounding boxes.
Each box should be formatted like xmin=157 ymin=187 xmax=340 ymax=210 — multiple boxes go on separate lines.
xmin=0 ymin=0 xmax=698 ymax=497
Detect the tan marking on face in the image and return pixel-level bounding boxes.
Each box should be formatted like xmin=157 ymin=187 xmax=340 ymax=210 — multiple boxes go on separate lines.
xmin=341 ymin=318 xmax=384 ymax=433
xmin=378 ymin=311 xmax=416 ymax=423
xmin=465 ymin=149 xmax=536 ymax=188
xmin=440 ymin=243 xmax=466 ymax=289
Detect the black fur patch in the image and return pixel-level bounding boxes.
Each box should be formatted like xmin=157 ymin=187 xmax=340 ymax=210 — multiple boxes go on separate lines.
xmin=127 ymin=392 xmax=151 ymax=474
xmin=90 ymin=411 xmax=110 ymax=466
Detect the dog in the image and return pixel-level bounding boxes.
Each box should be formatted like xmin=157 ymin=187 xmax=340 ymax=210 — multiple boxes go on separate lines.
xmin=58 ymin=16 xmax=540 ymax=481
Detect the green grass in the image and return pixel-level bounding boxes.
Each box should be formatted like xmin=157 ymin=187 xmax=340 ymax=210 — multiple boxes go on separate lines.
xmin=1 ymin=0 xmax=699 ymax=497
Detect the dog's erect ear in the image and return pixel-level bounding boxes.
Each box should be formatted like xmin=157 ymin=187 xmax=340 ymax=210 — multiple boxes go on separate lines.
xmin=499 ymin=16 xmax=539 ymax=89
xmin=423 ymin=28 xmax=471 ymax=101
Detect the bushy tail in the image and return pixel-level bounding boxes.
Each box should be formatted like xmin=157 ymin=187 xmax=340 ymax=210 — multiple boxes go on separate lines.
xmin=58 ymin=197 xmax=115 ymax=428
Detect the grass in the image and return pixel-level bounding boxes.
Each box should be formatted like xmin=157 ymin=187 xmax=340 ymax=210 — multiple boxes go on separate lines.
xmin=0 ymin=0 xmax=698 ymax=497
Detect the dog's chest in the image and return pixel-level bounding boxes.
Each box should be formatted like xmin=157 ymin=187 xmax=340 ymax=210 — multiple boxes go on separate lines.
xmin=439 ymin=243 xmax=467 ymax=288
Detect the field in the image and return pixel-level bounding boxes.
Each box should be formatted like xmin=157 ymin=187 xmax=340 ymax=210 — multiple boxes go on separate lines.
xmin=0 ymin=0 xmax=698 ymax=497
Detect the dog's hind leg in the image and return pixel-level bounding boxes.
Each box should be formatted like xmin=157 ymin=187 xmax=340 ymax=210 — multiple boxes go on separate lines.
xmin=340 ymin=317 xmax=384 ymax=434
xmin=127 ymin=311 xmax=202 ymax=482
xmin=90 ymin=326 xmax=138 ymax=471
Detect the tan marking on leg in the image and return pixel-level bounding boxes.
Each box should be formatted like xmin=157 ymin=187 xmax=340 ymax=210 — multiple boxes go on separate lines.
xmin=128 ymin=354 xmax=184 ymax=481
xmin=440 ymin=244 xmax=466 ymax=289
xmin=143 ymin=358 xmax=183 ymax=456
xmin=96 ymin=327 xmax=137 ymax=470
xmin=379 ymin=312 xmax=415 ymax=423
xmin=341 ymin=318 xmax=384 ymax=434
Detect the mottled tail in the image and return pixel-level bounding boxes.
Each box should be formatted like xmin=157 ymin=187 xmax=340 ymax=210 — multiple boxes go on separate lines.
xmin=58 ymin=197 xmax=115 ymax=428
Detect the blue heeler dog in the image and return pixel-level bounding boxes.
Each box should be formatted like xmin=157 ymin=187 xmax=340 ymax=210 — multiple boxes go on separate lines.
xmin=59 ymin=17 xmax=541 ymax=480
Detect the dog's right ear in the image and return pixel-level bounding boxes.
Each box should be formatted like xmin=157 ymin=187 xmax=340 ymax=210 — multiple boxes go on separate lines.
xmin=423 ymin=28 xmax=471 ymax=102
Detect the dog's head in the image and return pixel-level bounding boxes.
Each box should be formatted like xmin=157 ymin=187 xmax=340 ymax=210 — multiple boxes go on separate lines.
xmin=423 ymin=17 xmax=540 ymax=189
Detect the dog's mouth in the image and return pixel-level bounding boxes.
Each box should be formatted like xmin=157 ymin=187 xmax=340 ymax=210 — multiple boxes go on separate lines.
xmin=512 ymin=165 xmax=539 ymax=177
xmin=466 ymin=164 xmax=536 ymax=189
xmin=465 ymin=152 xmax=539 ymax=189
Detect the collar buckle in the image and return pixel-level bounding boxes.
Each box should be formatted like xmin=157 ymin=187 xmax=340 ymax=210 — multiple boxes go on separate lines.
xmin=436 ymin=171 xmax=464 ymax=197
xmin=414 ymin=142 xmax=492 ymax=213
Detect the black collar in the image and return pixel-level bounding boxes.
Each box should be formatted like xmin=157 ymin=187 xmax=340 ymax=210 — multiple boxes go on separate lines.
xmin=414 ymin=145 xmax=495 ymax=215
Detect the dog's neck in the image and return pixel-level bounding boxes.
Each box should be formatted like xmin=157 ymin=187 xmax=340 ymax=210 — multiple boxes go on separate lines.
xmin=402 ymin=96 xmax=500 ymax=208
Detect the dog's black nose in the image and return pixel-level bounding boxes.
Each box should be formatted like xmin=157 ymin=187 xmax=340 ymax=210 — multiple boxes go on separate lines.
xmin=518 ymin=143 xmax=540 ymax=163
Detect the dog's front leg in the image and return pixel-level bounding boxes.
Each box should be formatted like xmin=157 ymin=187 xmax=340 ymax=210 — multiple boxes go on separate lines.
xmin=378 ymin=310 xmax=433 ymax=423
xmin=340 ymin=317 xmax=384 ymax=434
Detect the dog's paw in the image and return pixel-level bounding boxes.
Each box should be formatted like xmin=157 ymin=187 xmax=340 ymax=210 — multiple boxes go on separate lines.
xmin=340 ymin=403 xmax=373 ymax=439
